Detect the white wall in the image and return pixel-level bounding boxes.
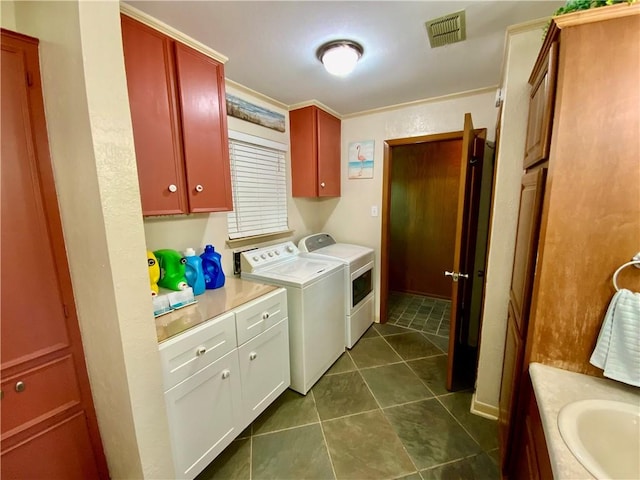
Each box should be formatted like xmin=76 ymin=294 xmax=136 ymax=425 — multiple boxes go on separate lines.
xmin=143 ymin=83 xmax=334 ymax=272
xmin=472 ymin=24 xmax=546 ymax=417
xmin=13 ymin=1 xmax=173 ymax=478
xmin=324 ymin=90 xmax=498 ymax=322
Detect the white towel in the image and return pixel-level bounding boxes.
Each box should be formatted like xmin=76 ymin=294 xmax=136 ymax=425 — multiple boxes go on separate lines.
xmin=590 ymin=288 xmax=640 ymax=387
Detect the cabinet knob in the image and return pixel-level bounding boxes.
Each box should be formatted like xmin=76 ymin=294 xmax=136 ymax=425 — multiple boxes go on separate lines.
xmin=320 ymin=182 xmax=326 ymax=188
xmin=15 ymin=381 xmax=25 ymax=393
xmin=195 ymin=184 xmax=204 ymax=193
xmin=221 ymin=370 xmax=230 ymax=379
xmin=196 ymin=346 xmax=207 ymax=356
xmin=262 ymin=312 xmax=270 ymax=320
xmin=249 ymin=352 xmax=257 ymax=361
xmin=168 ymin=184 xmax=178 ymax=193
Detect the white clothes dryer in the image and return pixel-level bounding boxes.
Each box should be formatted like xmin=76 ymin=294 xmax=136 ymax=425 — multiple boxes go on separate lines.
xmin=241 ymin=241 xmax=345 ymax=394
xmin=299 ymin=233 xmax=374 ymax=348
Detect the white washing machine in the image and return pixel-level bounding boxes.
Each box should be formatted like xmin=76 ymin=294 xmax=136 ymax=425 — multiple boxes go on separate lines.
xmin=241 ymin=241 xmax=345 ymax=394
xmin=299 ymin=233 xmax=375 ymax=348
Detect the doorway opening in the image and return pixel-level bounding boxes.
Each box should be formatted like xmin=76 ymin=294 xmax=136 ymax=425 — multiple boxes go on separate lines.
xmin=379 ymin=116 xmax=495 ymax=391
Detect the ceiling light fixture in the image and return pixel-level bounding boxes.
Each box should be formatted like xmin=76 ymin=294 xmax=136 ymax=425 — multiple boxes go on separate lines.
xmin=316 ymin=40 xmax=364 ymax=77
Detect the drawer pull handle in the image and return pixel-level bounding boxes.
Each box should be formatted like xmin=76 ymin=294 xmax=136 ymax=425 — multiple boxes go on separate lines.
xmin=196 ymin=346 xmax=207 ymax=356
xmin=262 ymin=312 xmax=270 ymax=320
xmin=249 ymin=352 xmax=257 ymax=361
xmin=15 ymin=381 xmax=25 ymax=393
xmin=221 ymin=370 xmax=230 ymax=379
xmin=195 ymin=184 xmax=204 ymax=193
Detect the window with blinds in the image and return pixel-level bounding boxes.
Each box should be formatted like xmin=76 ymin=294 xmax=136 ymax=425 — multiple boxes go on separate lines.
xmin=227 ymin=131 xmax=288 ymax=240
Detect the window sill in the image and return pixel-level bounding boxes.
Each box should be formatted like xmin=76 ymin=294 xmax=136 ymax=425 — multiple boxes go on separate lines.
xmin=226 ymin=230 xmax=295 ymax=249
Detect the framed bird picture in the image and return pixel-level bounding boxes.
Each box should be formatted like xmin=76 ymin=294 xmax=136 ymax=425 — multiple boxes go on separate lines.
xmin=348 ymin=140 xmax=374 ymax=179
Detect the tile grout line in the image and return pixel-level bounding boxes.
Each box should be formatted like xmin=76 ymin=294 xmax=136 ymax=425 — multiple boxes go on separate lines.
xmin=311 ymin=388 xmax=339 ymax=480
xmin=351 ymin=346 xmax=423 ymax=478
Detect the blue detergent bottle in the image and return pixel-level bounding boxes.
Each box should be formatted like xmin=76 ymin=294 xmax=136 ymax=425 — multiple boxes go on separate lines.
xmin=200 ymin=244 xmax=225 ymax=289
xmin=183 ymin=248 xmax=206 ymax=295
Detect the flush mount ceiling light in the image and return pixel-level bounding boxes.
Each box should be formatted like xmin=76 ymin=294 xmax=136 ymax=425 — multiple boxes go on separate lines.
xmin=316 ymin=40 xmax=364 ymax=77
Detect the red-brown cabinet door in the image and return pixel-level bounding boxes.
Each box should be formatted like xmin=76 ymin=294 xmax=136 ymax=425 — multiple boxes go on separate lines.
xmin=121 ymin=15 xmax=187 ymax=215
xmin=290 ymin=106 xmax=319 ymax=197
xmin=1 ymin=29 xmax=107 ymax=478
xmin=316 ymin=108 xmax=341 ymax=197
xmin=174 ymin=43 xmax=232 ymax=212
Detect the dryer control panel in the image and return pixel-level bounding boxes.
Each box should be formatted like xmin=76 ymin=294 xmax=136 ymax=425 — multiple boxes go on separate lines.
xmin=240 ymin=241 xmax=299 ymax=273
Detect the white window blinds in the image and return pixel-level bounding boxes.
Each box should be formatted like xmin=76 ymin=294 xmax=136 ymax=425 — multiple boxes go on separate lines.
xmin=227 ymin=131 xmax=288 ymax=240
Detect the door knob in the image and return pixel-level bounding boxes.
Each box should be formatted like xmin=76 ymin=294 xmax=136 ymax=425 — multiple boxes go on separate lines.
xmin=195 ymin=184 xmax=204 ymax=193
xmin=320 ymin=182 xmax=326 ymax=188
xmin=15 ymin=381 xmax=25 ymax=393
xmin=444 ymin=271 xmax=469 ymax=282
xmin=196 ymin=346 xmax=207 ymax=356
xmin=168 ymin=184 xmax=177 ymax=193
xmin=221 ymin=370 xmax=230 ymax=379
xmin=249 ymin=352 xmax=257 ymax=361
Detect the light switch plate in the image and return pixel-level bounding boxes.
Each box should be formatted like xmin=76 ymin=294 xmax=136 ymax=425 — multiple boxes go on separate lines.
xmin=371 ymin=205 xmax=379 ymax=217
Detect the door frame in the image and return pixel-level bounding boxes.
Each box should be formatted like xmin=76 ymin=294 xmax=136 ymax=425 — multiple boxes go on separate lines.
xmin=380 ymin=131 xmax=463 ymax=323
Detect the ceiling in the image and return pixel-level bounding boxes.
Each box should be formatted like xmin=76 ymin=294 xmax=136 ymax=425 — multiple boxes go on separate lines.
xmin=127 ymin=1 xmax=564 ymax=116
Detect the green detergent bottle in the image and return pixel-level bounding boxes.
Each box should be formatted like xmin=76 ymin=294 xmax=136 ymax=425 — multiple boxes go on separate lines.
xmin=154 ymin=249 xmax=188 ymax=291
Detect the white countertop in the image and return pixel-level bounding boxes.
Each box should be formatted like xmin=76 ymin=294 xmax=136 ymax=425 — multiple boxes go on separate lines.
xmin=155 ymin=277 xmax=277 ymax=342
xmin=529 ymin=363 xmax=640 ymax=479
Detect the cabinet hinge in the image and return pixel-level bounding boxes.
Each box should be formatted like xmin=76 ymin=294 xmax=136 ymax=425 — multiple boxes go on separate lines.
xmin=26 ymin=71 xmax=33 ymax=87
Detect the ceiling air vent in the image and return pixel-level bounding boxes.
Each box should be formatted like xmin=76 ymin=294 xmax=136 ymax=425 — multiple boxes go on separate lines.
xmin=425 ymin=10 xmax=466 ymax=48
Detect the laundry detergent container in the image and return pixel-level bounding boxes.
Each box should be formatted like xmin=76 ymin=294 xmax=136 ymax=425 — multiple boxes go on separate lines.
xmin=200 ymin=244 xmax=225 ymax=289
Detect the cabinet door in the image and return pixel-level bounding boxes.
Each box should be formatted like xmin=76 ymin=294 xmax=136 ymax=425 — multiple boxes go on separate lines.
xmin=174 ymin=43 xmax=232 ymax=213
xmin=121 ymin=15 xmax=187 ymax=215
xmin=523 ymin=42 xmax=558 ymax=169
xmin=316 ymin=108 xmax=341 ymax=197
xmin=1 ymin=30 xmax=107 ymax=478
xmin=290 ymin=105 xmax=341 ymax=198
xmin=164 ymin=349 xmax=242 ymax=479
xmin=509 ymin=168 xmax=547 ymax=334
xmin=238 ymin=319 xmax=290 ymax=425
xmin=498 ymin=303 xmax=524 ymax=474
xmin=289 ymin=106 xmax=318 ymax=197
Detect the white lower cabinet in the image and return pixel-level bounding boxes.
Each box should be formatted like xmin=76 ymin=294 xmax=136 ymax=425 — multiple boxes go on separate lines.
xmin=164 ymin=350 xmax=242 ymax=478
xmin=239 ymin=319 xmax=290 ymax=423
xmin=159 ymin=288 xmax=289 ymax=479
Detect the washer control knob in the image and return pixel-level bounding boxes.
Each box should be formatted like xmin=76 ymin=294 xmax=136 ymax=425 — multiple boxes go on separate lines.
xmin=261 ymin=254 xmax=267 ymax=259
xmin=286 ymin=245 xmax=294 ymax=253
xmin=275 ymin=250 xmax=280 ymax=255
xmin=268 ymin=252 xmax=274 ymax=257
xmin=253 ymin=256 xmax=259 ymax=262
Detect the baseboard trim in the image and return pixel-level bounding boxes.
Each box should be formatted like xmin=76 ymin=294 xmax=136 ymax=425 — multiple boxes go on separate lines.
xmin=471 ymin=392 xmax=499 ymax=420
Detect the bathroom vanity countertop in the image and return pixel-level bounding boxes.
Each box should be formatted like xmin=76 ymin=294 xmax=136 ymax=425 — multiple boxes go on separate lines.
xmin=155 ymin=277 xmax=277 ymax=342
xmin=529 ymin=362 xmax=640 ymax=480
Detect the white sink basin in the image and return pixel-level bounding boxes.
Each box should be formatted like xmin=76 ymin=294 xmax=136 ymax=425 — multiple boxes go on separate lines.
xmin=558 ymin=399 xmax=640 ymax=480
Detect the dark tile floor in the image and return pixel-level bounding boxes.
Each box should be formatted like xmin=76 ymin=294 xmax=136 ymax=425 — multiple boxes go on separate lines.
xmin=196 ymin=293 xmax=499 ymax=480
xmin=386 ymin=291 xmax=451 ymax=337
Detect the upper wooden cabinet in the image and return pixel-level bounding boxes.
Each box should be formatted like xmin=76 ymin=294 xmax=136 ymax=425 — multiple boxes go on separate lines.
xmin=523 ymin=41 xmax=558 ymax=169
xmin=289 ymin=105 xmax=341 ymax=197
xmin=500 ymin=3 xmax=640 ymax=476
xmin=121 ymin=15 xmax=232 ymax=215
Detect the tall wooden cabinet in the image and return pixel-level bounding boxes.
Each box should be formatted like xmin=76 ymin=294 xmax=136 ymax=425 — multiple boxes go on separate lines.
xmin=121 ymin=15 xmax=232 ymax=216
xmin=1 ymin=29 xmax=108 ymax=479
xmin=499 ymin=4 xmax=640 ymax=476
xmin=289 ymin=105 xmax=341 ymax=197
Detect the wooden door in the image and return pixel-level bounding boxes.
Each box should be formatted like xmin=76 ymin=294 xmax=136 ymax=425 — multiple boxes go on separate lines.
xmin=498 ymin=168 xmax=547 ymax=471
xmin=316 ymin=107 xmax=341 ymax=197
xmin=446 ymin=113 xmax=486 ymax=391
xmin=388 ymin=140 xmax=462 ymax=297
xmin=1 ymin=29 xmax=108 ymax=478
xmin=174 ymin=42 xmax=233 ymax=213
xmin=121 ymin=15 xmax=187 ymax=215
